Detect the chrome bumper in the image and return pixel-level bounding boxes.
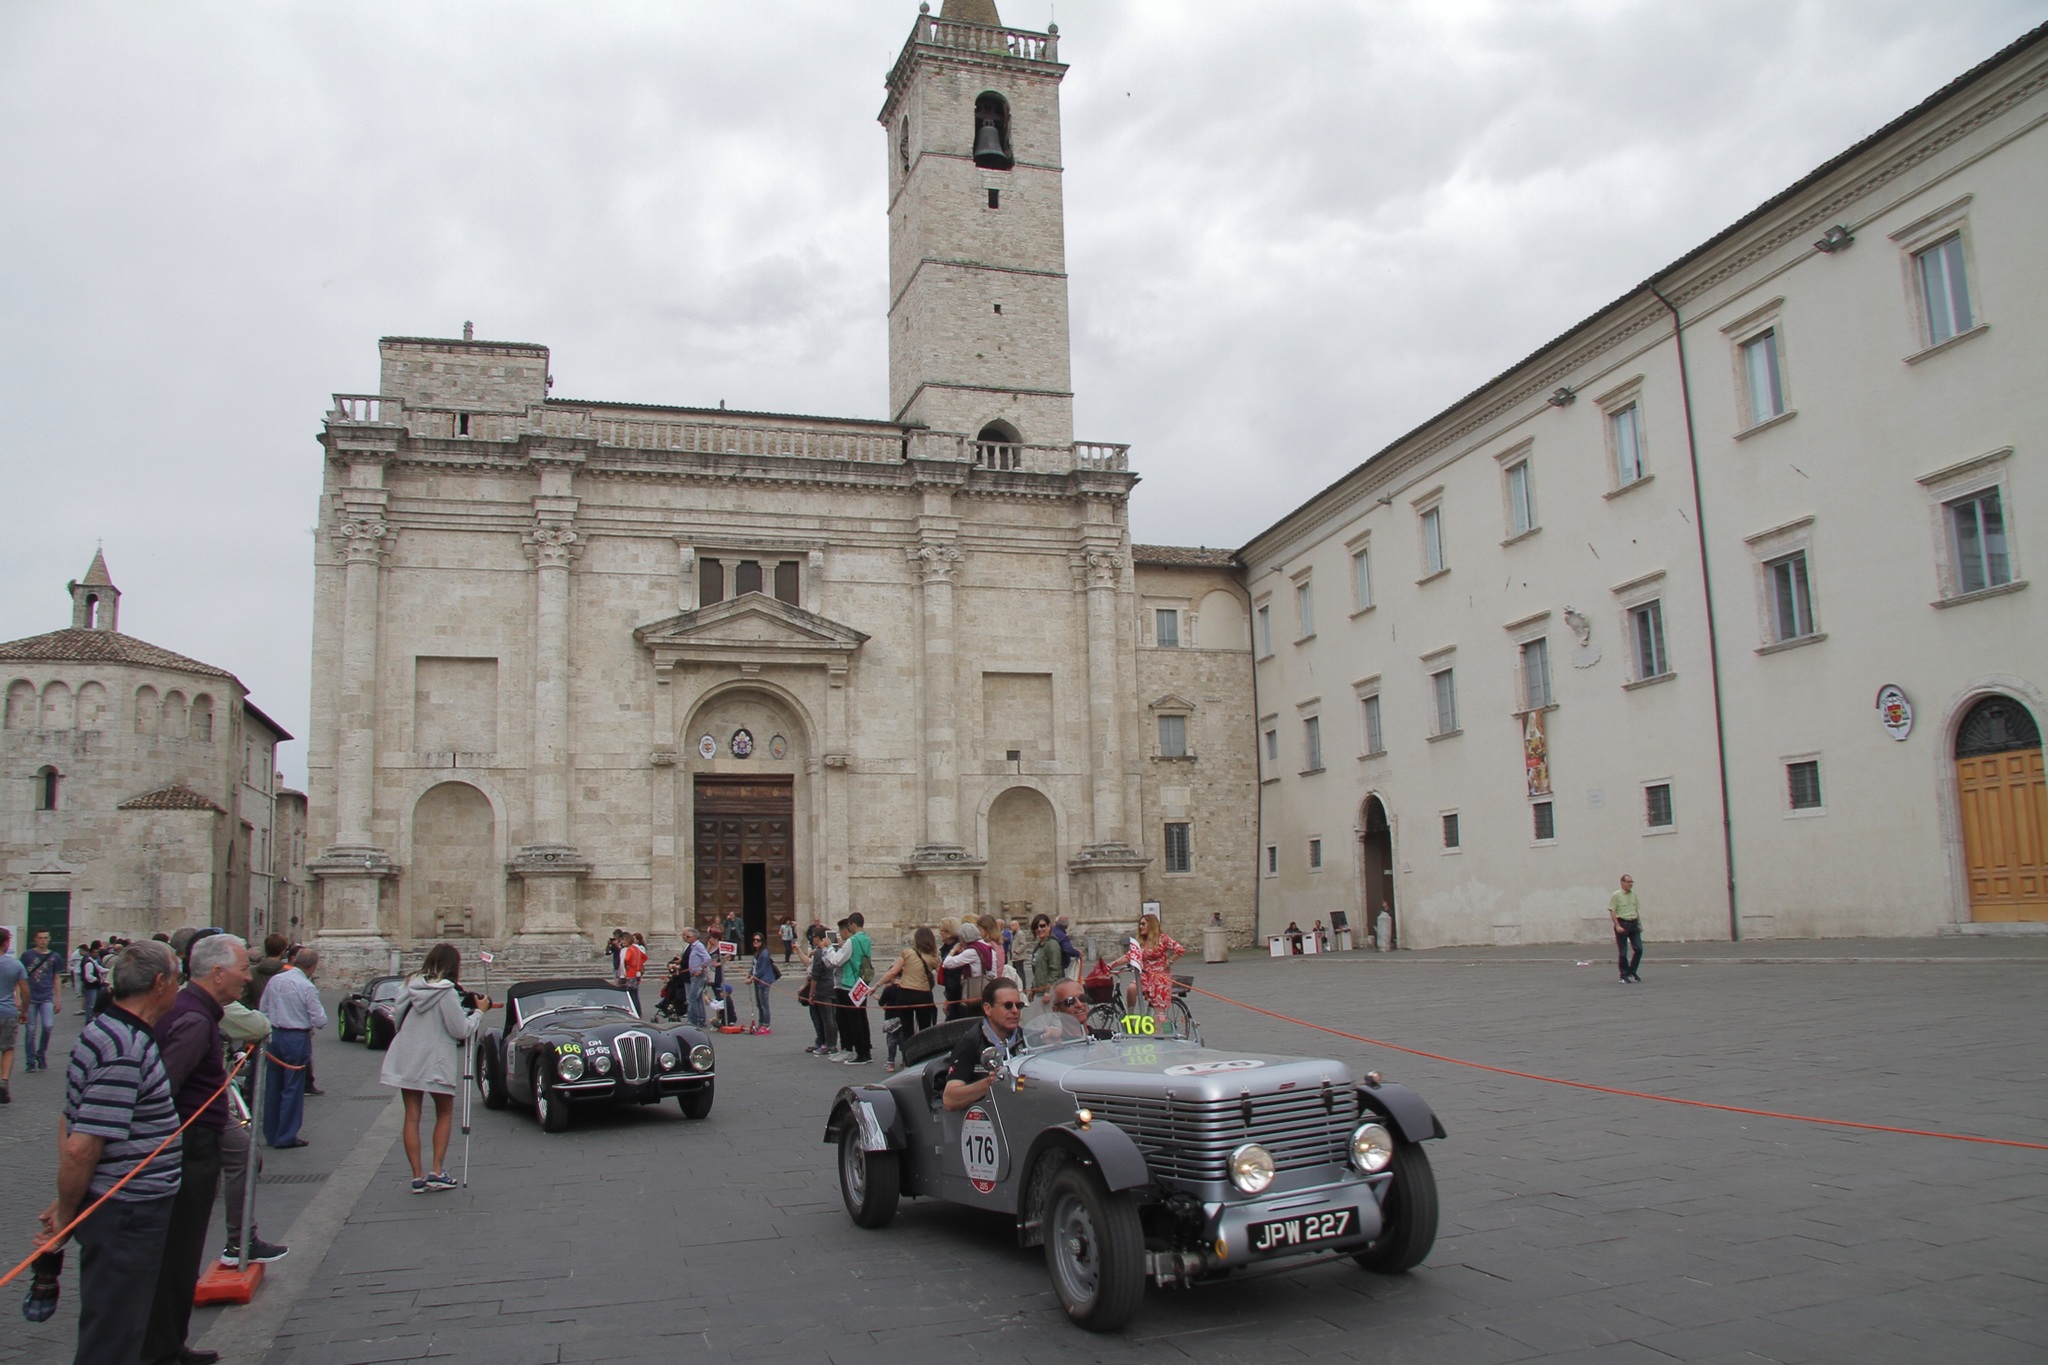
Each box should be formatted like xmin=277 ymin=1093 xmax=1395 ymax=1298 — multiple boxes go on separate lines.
xmin=1208 ymin=1177 xmax=1385 ymax=1267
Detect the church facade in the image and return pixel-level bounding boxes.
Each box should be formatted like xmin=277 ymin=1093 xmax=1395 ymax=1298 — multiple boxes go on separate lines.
xmin=304 ymin=4 xmax=1256 ymax=964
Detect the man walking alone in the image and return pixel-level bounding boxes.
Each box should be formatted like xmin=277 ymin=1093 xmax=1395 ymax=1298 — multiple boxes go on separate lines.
xmin=1609 ymin=874 xmax=1644 ymax=984
xmin=20 ymin=928 xmax=64 ymax=1072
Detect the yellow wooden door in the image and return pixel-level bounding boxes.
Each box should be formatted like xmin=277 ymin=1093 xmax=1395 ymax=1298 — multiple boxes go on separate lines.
xmin=1957 ymin=747 xmax=2048 ymax=921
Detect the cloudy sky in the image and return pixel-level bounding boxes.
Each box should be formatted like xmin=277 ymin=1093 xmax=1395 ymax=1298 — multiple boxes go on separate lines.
xmin=2 ymin=0 xmax=2039 ymax=785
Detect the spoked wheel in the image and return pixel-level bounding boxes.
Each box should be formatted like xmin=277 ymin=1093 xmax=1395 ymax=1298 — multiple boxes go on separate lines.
xmin=676 ymin=1081 xmax=714 ymax=1120
xmin=1084 ymin=1002 xmax=1123 ymax=1038
xmin=1165 ymin=998 xmax=1200 ymax=1044
xmin=1354 ymin=1141 xmax=1439 ymax=1273
xmin=533 ymin=1063 xmax=570 ymax=1133
xmin=1043 ymin=1164 xmax=1145 ymax=1331
xmin=837 ymin=1127 xmax=899 ymax=1228
xmin=478 ymin=1050 xmax=507 ymax=1110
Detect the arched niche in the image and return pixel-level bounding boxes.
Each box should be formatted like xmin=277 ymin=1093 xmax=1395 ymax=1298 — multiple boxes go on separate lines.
xmin=410 ymin=781 xmax=499 ymax=939
xmin=134 ymin=685 xmax=159 ymax=734
xmin=76 ymin=682 xmax=108 ymax=731
xmin=40 ymin=681 xmax=73 ymax=731
xmin=1196 ymin=590 xmax=1248 ymax=650
xmin=984 ymin=785 xmax=1059 ymax=926
xmin=4 ymin=680 xmax=35 ymax=730
xmin=162 ymin=690 xmax=188 ymax=739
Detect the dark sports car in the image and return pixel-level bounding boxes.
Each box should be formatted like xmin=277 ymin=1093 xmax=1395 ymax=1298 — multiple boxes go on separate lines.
xmin=337 ymin=975 xmax=404 ymax=1049
xmin=476 ymin=977 xmax=715 ymax=1132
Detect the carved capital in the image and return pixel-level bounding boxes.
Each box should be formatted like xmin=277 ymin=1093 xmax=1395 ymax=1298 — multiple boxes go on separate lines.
xmin=1074 ymin=548 xmax=1121 ymax=589
xmin=524 ymin=521 xmax=583 ymax=569
xmin=333 ymin=517 xmax=391 ymax=565
xmin=907 ymin=541 xmax=964 ymax=584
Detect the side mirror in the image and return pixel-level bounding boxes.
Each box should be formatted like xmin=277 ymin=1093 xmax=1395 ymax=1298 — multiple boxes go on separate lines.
xmin=979 ymin=1046 xmax=1000 ymax=1075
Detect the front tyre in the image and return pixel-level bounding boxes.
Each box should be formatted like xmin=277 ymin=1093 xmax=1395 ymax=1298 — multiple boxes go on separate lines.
xmin=1044 ymin=1164 xmax=1145 ymax=1332
xmin=676 ymin=1081 xmax=714 ymax=1120
xmin=534 ymin=1063 xmax=571 ymax=1133
xmin=837 ymin=1127 xmax=900 ymax=1228
xmin=339 ymin=1013 xmax=358 ymax=1044
xmin=1354 ymin=1141 xmax=1438 ymax=1274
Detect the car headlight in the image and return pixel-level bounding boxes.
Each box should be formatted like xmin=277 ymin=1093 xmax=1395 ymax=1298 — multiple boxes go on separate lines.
xmin=556 ymin=1053 xmax=585 ymax=1081
xmin=658 ymin=1051 xmax=678 ymax=1071
xmin=1228 ymin=1142 xmax=1276 ymax=1194
xmin=592 ymin=1053 xmax=613 ymax=1075
xmin=1350 ymin=1121 xmax=1394 ymax=1174
xmin=688 ymin=1044 xmax=714 ymax=1072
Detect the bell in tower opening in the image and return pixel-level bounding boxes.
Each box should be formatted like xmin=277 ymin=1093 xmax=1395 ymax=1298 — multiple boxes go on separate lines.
xmin=973 ymin=92 xmax=1013 ymax=170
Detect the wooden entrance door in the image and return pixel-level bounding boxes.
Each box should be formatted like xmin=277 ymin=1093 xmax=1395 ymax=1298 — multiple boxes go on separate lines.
xmin=1955 ymin=696 xmax=2048 ymax=922
xmin=693 ymin=775 xmax=794 ymax=943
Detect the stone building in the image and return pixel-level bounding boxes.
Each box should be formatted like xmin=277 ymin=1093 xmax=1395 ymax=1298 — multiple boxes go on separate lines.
xmin=1 ymin=552 xmax=295 ymax=947
xmin=304 ymin=2 xmax=1255 ymax=967
xmin=1242 ymin=25 xmax=2048 ymax=947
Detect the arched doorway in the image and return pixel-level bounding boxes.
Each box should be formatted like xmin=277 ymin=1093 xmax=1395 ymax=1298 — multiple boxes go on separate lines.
xmin=1360 ymin=796 xmax=1395 ymax=948
xmin=1955 ymin=695 xmax=2047 ymax=921
xmin=985 ymin=787 xmax=1058 ymax=925
xmin=412 ymin=782 xmax=498 ymax=939
xmin=685 ymin=688 xmax=807 ymax=947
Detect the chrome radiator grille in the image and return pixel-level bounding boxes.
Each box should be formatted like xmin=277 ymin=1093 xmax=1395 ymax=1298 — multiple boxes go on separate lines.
xmin=614 ymin=1032 xmax=653 ymax=1083
xmin=1073 ymin=1087 xmax=1362 ymax=1183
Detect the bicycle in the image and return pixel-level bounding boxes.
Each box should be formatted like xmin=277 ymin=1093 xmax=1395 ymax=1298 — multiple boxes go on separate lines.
xmin=1084 ymin=963 xmax=1200 ymax=1044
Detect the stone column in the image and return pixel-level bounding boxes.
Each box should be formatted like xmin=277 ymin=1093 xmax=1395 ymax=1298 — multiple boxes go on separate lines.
xmin=1067 ymin=545 xmax=1147 ymax=944
xmin=310 ymin=506 xmax=397 ymax=941
xmin=511 ymin=475 xmax=590 ymax=938
xmin=823 ymin=664 xmax=852 ymax=925
xmin=649 ymin=662 xmax=680 ymax=936
xmin=909 ymin=537 xmax=965 ymax=855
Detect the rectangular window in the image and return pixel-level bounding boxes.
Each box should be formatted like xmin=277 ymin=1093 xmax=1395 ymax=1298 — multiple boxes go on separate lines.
xmin=1163 ymin=822 xmax=1191 ymax=874
xmin=1421 ymin=507 xmax=1446 ymax=575
xmin=1947 ymin=489 xmax=2011 ymax=595
xmin=1265 ymin=844 xmax=1278 ymax=876
xmin=1632 ymin=600 xmax=1668 ymax=679
xmin=1916 ymin=234 xmax=1973 ymax=345
xmin=699 ymin=558 xmax=725 ymax=607
xmin=1788 ymin=759 xmax=1823 ymax=811
xmin=1767 ymin=552 xmax=1815 ymax=641
xmin=1352 ymin=548 xmax=1372 ymax=609
xmin=1296 ymin=581 xmax=1314 ymax=637
xmin=1520 ymin=637 xmax=1552 ymax=710
xmin=773 ymin=560 xmax=801 ymax=605
xmin=1361 ymin=694 xmax=1384 ymax=755
xmin=1645 ymin=783 xmax=1674 ymax=828
xmin=1611 ymin=404 xmax=1645 ymax=485
xmin=1155 ymin=608 xmax=1180 ymax=648
xmin=1302 ymin=716 xmax=1322 ymax=770
xmin=1263 ymin=728 xmax=1278 ymax=763
xmin=1441 ymin=812 xmax=1461 ymax=849
xmin=1257 ymin=605 xmax=1272 ymax=657
xmin=1742 ymin=330 xmax=1786 ymax=422
xmin=1307 ymin=837 xmax=1323 ymax=870
xmin=1432 ymin=668 xmax=1458 ymax=734
xmin=1157 ymin=713 xmax=1188 ymax=758
xmin=1531 ymin=801 xmax=1555 ymax=842
xmin=734 ymin=559 xmax=764 ymax=596
xmin=1506 ymin=460 xmax=1536 ymax=537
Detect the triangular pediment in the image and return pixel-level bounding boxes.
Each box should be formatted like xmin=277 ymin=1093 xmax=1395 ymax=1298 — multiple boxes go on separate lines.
xmin=635 ymin=593 xmax=869 ymax=662
xmin=1149 ymin=693 xmax=1196 ymax=713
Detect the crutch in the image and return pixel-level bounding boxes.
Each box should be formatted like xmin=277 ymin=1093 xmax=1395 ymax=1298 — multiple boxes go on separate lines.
xmin=459 ymin=1029 xmax=474 ymax=1188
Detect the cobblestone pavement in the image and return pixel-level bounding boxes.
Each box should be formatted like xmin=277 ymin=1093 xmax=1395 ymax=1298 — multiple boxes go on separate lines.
xmin=6 ymin=940 xmax=2046 ymax=1363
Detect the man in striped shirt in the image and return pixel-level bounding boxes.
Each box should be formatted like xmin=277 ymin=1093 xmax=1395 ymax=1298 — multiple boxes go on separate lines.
xmin=38 ymin=939 xmax=184 ymax=1365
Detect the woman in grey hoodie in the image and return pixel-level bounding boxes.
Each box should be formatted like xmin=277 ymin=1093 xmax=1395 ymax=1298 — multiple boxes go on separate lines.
xmin=380 ymin=943 xmax=493 ymax=1192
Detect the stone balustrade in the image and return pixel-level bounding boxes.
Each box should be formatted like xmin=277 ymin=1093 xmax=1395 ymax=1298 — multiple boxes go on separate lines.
xmin=907 ymin=14 xmax=1058 ymax=64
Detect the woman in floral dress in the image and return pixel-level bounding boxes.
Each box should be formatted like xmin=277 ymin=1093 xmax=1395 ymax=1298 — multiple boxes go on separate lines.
xmin=1108 ymin=908 xmax=1184 ymax=1021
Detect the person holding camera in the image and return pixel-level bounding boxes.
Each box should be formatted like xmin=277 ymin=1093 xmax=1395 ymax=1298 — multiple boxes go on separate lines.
xmin=379 ymin=944 xmax=492 ymax=1194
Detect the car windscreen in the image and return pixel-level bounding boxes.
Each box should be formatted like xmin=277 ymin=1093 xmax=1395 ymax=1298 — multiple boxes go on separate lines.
xmin=369 ymin=980 xmax=404 ymax=1003
xmin=513 ymin=988 xmax=637 ymax=1026
xmin=1019 ymin=1010 xmax=1090 ymax=1053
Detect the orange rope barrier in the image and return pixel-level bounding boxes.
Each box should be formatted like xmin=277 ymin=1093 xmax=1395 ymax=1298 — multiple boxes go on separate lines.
xmin=0 ymin=1046 xmax=256 ymax=1291
xmin=1186 ymin=982 xmax=2048 ymax=1153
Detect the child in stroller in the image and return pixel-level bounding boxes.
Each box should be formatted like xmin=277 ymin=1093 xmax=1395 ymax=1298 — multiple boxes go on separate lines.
xmin=654 ymin=958 xmax=692 ymax=1023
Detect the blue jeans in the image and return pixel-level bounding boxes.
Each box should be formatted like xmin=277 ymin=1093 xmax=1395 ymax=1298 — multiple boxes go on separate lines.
xmin=686 ymin=976 xmax=707 ymax=1027
xmin=753 ymin=982 xmax=771 ymax=1029
xmin=264 ymin=1029 xmax=312 ymax=1146
xmin=25 ymin=999 xmax=55 ymax=1068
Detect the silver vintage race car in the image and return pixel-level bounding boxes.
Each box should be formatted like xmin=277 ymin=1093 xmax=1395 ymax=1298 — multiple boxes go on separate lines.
xmin=823 ymin=1008 xmax=1444 ymax=1331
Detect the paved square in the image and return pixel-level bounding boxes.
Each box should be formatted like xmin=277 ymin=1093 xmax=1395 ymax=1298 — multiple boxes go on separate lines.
xmin=7 ymin=940 xmax=2044 ymax=1363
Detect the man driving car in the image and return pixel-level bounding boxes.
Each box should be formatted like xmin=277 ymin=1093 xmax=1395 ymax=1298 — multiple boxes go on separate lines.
xmin=943 ymin=978 xmax=1025 ymax=1112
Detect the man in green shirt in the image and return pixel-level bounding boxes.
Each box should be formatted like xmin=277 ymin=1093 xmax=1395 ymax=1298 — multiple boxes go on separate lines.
xmin=1608 ymin=874 xmax=1643 ymax=983
xmin=828 ymin=913 xmax=874 ymax=1064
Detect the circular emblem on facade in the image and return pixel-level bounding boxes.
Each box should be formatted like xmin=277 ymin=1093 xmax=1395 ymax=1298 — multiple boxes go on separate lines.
xmin=1163 ymin=1058 xmax=1266 ymax=1077
xmin=1875 ymin=685 xmax=1914 ymax=741
xmin=731 ymin=728 xmax=755 ymax=758
xmin=769 ymin=733 xmax=788 ymax=760
xmin=961 ymin=1104 xmax=1000 ymax=1193
xmin=697 ymin=734 xmax=717 ymax=760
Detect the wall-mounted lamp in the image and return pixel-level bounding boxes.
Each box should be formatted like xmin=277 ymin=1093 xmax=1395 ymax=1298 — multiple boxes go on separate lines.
xmin=1546 ymin=386 xmax=1576 ymax=408
xmin=1813 ymin=224 xmax=1854 ymax=254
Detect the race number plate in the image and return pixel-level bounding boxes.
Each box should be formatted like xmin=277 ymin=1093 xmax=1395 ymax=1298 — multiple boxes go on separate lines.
xmin=1247 ymin=1207 xmax=1356 ymax=1253
xmin=961 ymin=1105 xmax=999 ymax=1192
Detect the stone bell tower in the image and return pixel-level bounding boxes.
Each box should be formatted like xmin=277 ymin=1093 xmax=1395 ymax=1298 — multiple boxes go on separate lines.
xmin=881 ymin=0 xmax=1073 ymax=454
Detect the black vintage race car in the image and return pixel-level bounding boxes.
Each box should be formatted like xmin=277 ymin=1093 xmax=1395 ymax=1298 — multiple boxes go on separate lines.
xmin=476 ymin=977 xmax=715 ymax=1132
xmin=337 ymin=975 xmax=404 ymax=1049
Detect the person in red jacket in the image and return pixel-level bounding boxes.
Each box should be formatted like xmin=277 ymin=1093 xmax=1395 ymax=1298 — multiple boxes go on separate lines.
xmin=622 ymin=934 xmax=649 ymax=1014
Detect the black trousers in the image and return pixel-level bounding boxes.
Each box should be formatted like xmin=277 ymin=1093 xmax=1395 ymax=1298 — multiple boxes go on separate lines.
xmin=809 ymin=990 xmax=838 ymax=1050
xmin=894 ymin=989 xmax=936 ymax=1037
xmin=834 ymin=988 xmax=872 ymax=1061
xmin=1614 ymin=920 xmax=1644 ymax=979
xmin=73 ymin=1189 xmax=174 ymax=1365
xmin=144 ymin=1124 xmax=223 ymax=1363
